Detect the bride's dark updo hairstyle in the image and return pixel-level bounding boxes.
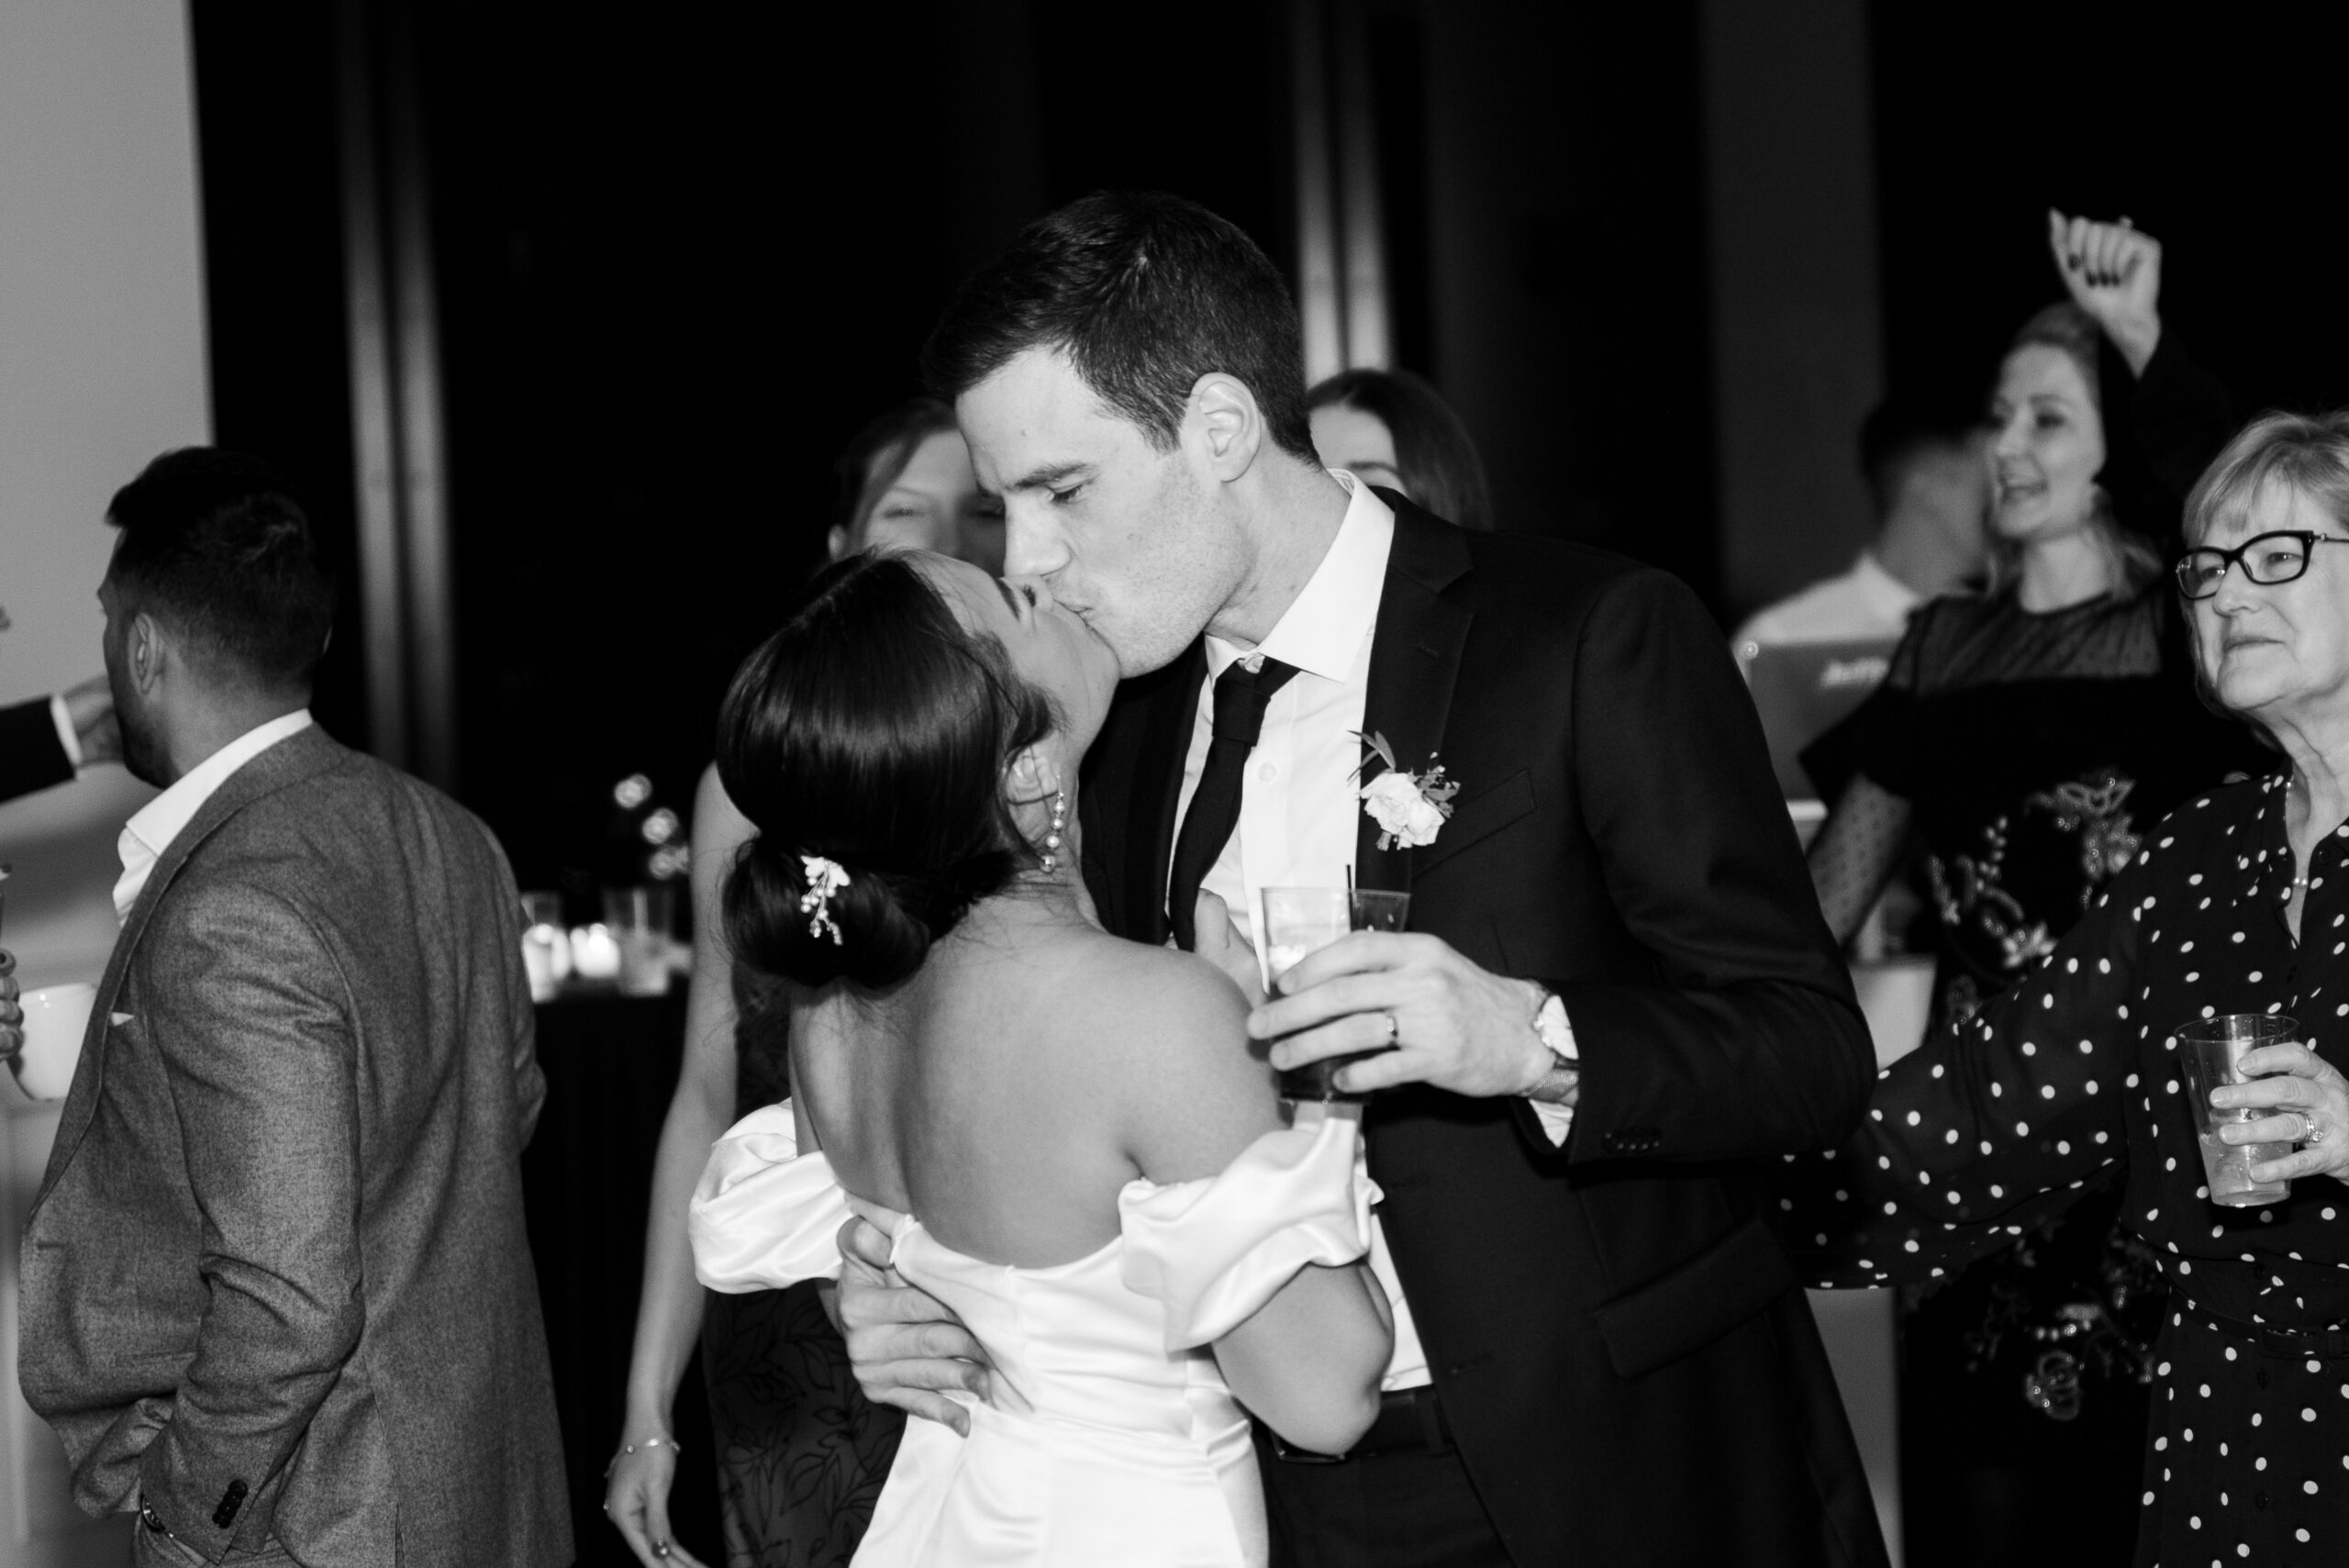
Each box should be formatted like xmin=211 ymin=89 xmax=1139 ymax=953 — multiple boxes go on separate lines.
xmin=717 ymin=550 xmax=1056 ymax=989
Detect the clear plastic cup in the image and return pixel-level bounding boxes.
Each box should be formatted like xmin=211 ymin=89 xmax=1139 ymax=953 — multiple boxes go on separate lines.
xmin=1261 ymin=886 xmax=1411 ymax=1102
xmin=603 ymin=885 xmax=676 ymax=997
xmin=2177 ymin=1014 xmax=2296 ymax=1207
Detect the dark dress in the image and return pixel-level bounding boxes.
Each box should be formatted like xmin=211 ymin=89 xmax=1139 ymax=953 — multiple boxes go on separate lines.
xmin=1803 ymin=581 xmax=2265 ymax=1565
xmin=1784 ymin=771 xmax=2349 ymax=1563
xmin=700 ymin=974 xmax=902 ymax=1567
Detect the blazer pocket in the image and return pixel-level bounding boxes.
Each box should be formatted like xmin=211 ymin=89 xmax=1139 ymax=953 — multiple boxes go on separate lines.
xmin=1410 ymin=768 xmax=1534 ymax=877
xmin=1591 ymin=1213 xmax=1798 ymax=1380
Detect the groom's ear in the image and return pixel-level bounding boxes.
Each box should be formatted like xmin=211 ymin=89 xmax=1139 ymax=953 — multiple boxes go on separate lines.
xmin=1188 ymin=373 xmax=1264 ymax=483
xmin=128 ymin=611 xmax=168 ymax=695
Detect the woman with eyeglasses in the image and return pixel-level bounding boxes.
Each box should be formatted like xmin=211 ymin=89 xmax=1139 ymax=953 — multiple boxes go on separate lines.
xmin=1791 ymin=410 xmax=2349 ymax=1564
xmin=1799 ymin=287 xmax=2266 ymax=1562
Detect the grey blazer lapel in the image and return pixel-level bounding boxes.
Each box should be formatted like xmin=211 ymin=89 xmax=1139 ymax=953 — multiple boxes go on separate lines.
xmin=32 ymin=728 xmax=348 ymax=1214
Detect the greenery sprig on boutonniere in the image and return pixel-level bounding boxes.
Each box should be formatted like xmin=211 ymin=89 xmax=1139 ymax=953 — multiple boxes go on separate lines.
xmin=1353 ymin=730 xmax=1459 ymax=851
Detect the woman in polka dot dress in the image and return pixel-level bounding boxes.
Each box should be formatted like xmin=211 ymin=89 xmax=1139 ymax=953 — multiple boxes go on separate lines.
xmin=1789 ymin=413 xmax=2349 ymax=1565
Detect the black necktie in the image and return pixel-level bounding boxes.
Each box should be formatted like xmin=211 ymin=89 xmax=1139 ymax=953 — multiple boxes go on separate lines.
xmin=1167 ymin=656 xmax=1299 ymax=951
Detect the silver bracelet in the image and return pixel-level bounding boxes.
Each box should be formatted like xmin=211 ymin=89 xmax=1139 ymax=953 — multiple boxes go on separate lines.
xmin=604 ymin=1432 xmax=683 ymax=1484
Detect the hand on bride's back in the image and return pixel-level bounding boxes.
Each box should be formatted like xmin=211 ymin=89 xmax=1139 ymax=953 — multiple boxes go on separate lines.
xmin=835 ymin=1211 xmax=995 ymax=1437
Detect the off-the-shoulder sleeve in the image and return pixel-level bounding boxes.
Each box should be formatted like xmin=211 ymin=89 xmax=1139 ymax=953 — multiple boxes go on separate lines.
xmin=688 ymin=1101 xmax=850 ymax=1292
xmin=1781 ymin=839 xmax=2154 ymax=1287
xmin=1119 ymin=1112 xmax=1375 ymax=1352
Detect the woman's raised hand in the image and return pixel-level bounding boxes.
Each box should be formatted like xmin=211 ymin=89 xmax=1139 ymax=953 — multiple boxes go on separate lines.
xmin=2048 ymin=209 xmax=2164 ymax=376
xmin=2213 ymin=1040 xmax=2349 ymax=1186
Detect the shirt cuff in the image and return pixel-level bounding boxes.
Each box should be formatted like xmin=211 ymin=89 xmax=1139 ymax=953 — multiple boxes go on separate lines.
xmin=1529 ymin=994 xmax=1576 ymax=1146
xmin=49 ymin=693 xmax=83 ymax=770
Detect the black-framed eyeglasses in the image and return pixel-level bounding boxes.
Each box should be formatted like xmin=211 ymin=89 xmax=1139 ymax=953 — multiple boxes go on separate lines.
xmin=2175 ymin=530 xmax=2349 ymax=599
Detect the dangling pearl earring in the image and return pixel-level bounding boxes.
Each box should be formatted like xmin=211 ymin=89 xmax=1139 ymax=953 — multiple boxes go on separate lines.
xmin=1040 ymin=789 xmax=1069 ymax=874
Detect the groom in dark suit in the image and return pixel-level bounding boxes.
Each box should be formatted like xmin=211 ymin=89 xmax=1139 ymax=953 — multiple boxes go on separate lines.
xmin=17 ymin=450 xmax=570 ymax=1566
xmin=839 ymin=192 xmax=1888 ymax=1566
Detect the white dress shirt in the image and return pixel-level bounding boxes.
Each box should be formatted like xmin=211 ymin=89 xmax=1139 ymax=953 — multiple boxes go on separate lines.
xmin=1169 ymin=474 xmax=1442 ymax=1389
xmin=113 ymin=709 xmax=314 ymax=923
xmin=1731 ymin=549 xmax=1920 ymax=662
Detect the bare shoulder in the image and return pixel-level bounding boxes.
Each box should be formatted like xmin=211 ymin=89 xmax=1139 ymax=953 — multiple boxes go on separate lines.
xmin=1054 ymin=933 xmax=1246 ymax=1052
xmin=1051 ymin=932 xmax=1282 ymax=1183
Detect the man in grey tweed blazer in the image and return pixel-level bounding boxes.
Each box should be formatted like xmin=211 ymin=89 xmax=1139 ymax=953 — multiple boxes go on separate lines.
xmin=14 ymin=450 xmax=570 ymax=1566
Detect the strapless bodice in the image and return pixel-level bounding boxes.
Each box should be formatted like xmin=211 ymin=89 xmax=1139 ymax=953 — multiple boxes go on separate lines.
xmin=688 ymin=1108 xmax=1374 ymax=1567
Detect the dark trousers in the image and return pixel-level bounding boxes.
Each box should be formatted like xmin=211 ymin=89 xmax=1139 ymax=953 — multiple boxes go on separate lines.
xmin=1259 ymin=1440 xmax=1514 ymax=1568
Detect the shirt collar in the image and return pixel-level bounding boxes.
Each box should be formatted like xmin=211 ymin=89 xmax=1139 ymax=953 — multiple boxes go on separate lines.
xmin=115 ymin=708 xmax=315 ymax=922
xmin=1206 ymin=472 xmax=1395 ymax=682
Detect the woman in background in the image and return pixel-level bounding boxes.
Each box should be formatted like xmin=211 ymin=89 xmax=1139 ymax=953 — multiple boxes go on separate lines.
xmin=1305 ymin=367 xmax=1494 ymax=530
xmin=1802 ymin=296 xmax=2263 ymax=1564
xmin=1789 ymin=408 xmax=2349 ymax=1565
xmin=605 ymin=399 xmax=999 ymax=1568
xmin=826 ymin=397 xmax=1005 ymax=572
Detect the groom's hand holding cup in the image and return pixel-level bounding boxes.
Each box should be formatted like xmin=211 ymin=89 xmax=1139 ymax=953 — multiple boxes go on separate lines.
xmin=1246 ymin=931 xmax=1560 ymax=1101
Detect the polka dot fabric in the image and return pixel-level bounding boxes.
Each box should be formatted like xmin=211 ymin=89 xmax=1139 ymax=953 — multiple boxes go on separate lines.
xmin=2139 ymin=1303 xmax=2346 ymax=1562
xmin=1784 ymin=773 xmax=2349 ymax=1563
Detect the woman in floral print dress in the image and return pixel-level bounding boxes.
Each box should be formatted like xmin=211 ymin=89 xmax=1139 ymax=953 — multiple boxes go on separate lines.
xmin=1789 ymin=412 xmax=2349 ymax=1565
xmin=1803 ymin=304 xmax=2262 ymax=1563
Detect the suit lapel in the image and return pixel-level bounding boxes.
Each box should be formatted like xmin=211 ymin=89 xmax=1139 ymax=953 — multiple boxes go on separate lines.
xmin=1354 ymin=497 xmax=1475 ymax=898
xmin=32 ymin=727 xmax=347 ymax=1213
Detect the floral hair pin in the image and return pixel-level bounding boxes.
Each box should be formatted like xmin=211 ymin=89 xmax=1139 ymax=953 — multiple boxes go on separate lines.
xmin=800 ymin=854 xmax=851 ymax=945
xmin=1353 ymin=731 xmax=1459 ymax=851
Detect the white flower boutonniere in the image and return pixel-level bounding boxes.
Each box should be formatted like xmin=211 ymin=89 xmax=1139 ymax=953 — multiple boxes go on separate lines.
xmin=1353 ymin=731 xmax=1459 ymax=851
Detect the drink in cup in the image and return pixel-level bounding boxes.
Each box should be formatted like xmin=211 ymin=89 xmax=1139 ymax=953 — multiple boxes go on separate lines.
xmin=15 ymin=982 xmax=95 ymax=1101
xmin=2177 ymin=1014 xmax=2296 ymax=1207
xmin=1260 ymin=885 xmax=1411 ymax=1102
xmin=603 ymin=884 xmax=676 ymax=997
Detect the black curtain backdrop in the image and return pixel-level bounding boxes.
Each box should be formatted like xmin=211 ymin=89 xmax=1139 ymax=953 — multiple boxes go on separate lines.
xmin=1872 ymin=2 xmax=2349 ymax=436
xmin=192 ymin=1 xmax=1720 ymax=884
xmin=419 ymin=0 xmax=1302 ymax=895
xmin=187 ymin=3 xmax=368 ymax=749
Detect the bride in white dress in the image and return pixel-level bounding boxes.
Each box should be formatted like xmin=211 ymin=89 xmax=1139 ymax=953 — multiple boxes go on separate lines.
xmin=685 ymin=550 xmax=1393 ymax=1566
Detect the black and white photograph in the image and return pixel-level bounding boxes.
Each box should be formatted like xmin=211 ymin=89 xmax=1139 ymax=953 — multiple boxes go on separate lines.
xmin=5 ymin=3 xmax=2349 ymax=1565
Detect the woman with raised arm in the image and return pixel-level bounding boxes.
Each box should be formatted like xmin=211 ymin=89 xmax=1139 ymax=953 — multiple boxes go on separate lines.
xmin=604 ymin=401 xmax=1004 ymax=1568
xmin=685 ymin=550 xmax=1390 ymax=1566
xmin=1799 ymin=288 xmax=2264 ymax=1560
xmin=1791 ymin=411 xmax=2349 ymax=1565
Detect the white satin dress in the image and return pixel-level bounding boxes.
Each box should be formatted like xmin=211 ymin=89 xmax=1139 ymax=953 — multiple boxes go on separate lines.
xmin=688 ymin=1107 xmax=1375 ymax=1567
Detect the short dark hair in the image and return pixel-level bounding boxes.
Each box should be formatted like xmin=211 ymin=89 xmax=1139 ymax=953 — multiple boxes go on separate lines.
xmin=834 ymin=396 xmax=961 ymax=538
xmin=105 ymin=448 xmax=335 ymax=690
xmin=1857 ymin=397 xmax=1977 ymax=516
xmin=716 ymin=551 xmax=1056 ymax=990
xmin=1306 ymin=368 xmax=1495 ymax=530
xmin=920 ymin=190 xmax=1315 ymax=460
